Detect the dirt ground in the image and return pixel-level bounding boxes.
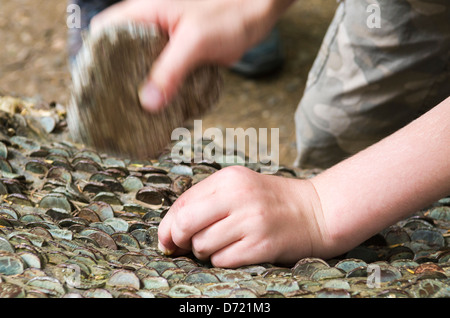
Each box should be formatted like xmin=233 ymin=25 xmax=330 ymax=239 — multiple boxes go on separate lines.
xmin=0 ymin=0 xmax=338 ymax=166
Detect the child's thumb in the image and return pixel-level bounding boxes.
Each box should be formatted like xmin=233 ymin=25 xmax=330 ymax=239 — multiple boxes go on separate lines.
xmin=139 ymin=30 xmax=202 ymax=113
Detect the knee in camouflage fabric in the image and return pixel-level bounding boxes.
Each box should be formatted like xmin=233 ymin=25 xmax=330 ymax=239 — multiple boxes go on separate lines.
xmin=294 ymin=0 xmax=450 ymax=169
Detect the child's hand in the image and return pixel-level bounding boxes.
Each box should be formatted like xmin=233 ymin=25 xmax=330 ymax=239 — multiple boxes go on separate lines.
xmin=157 ymin=166 xmax=329 ymax=268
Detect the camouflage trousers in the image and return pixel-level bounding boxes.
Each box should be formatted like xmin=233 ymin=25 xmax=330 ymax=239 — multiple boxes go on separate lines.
xmin=294 ymin=0 xmax=450 ymax=169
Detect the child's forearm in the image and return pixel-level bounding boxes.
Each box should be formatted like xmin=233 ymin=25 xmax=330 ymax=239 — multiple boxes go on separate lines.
xmin=310 ymin=97 xmax=450 ymax=258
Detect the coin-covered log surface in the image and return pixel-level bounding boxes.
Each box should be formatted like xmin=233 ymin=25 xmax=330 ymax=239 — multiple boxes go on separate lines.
xmin=0 ymin=96 xmax=449 ymax=298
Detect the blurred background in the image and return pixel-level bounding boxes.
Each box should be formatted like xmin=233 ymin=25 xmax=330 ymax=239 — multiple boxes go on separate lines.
xmin=0 ymin=0 xmax=338 ymax=166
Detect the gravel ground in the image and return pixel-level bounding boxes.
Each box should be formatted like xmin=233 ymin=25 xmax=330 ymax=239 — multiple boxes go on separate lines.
xmin=0 ymin=0 xmax=338 ymax=166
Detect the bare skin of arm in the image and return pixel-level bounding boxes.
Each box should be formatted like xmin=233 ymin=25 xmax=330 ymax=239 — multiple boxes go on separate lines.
xmin=157 ymin=97 xmax=450 ymax=268
xmin=311 ymin=97 xmax=450 ymax=259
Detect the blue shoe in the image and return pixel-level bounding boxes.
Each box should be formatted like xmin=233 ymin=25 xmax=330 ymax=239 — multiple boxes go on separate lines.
xmin=230 ymin=27 xmax=284 ymax=77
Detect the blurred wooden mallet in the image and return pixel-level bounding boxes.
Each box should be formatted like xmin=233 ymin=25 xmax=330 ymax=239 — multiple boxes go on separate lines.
xmin=67 ymin=22 xmax=221 ymax=159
